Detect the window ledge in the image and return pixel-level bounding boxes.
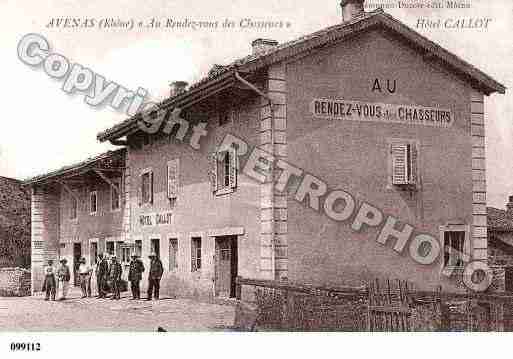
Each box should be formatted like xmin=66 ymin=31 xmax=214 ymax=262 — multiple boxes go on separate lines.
xmin=215 ymin=187 xmax=235 ymax=196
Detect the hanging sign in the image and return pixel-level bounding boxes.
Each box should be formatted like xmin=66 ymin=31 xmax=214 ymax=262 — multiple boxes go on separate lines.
xmin=311 ymin=98 xmax=453 ymax=128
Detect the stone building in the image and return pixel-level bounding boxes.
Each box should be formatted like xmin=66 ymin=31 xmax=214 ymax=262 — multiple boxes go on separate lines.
xmin=25 ymin=1 xmax=505 ymax=297
xmin=0 ymin=176 xmax=30 ymax=268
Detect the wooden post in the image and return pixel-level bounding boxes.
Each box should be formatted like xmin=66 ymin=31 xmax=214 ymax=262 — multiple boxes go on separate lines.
xmin=235 ymin=276 xmax=242 ymax=300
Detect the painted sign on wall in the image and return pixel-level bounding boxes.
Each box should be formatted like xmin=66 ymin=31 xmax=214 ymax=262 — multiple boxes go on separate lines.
xmin=139 ymin=212 xmax=173 ymax=226
xmin=311 ymin=98 xmax=453 ymax=128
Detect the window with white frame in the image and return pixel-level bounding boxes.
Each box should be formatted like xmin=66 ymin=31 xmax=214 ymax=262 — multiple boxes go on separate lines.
xmin=191 ymin=237 xmax=201 ymax=272
xmin=441 ymin=226 xmax=470 ymax=268
xmin=89 ymin=191 xmax=98 ymax=214
xmin=390 ymin=141 xmax=418 ymax=186
xmin=210 ymin=148 xmax=237 ymax=195
xmin=111 ymin=179 xmax=121 ymax=211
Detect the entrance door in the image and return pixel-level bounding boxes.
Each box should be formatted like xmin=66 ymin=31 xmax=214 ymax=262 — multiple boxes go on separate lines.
xmin=73 ymin=243 xmax=82 ymax=286
xmin=214 ymin=236 xmax=238 ymax=297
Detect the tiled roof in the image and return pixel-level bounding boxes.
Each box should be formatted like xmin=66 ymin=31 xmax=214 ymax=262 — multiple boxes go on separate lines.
xmin=96 ymin=8 xmax=505 ymax=142
xmin=487 ymin=207 xmax=513 ymax=232
xmin=23 ymin=148 xmax=126 ymax=185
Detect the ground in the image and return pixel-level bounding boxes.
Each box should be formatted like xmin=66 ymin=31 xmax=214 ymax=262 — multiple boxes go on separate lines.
xmin=0 ymin=288 xmax=236 ymax=331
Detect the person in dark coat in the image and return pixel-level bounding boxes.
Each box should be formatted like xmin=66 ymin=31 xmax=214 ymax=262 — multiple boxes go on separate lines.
xmin=109 ymin=255 xmax=122 ymax=300
xmin=42 ymin=259 xmax=56 ymax=301
xmin=146 ymin=252 xmax=163 ymax=300
xmin=128 ymin=253 xmax=145 ymax=300
xmin=96 ymin=253 xmax=109 ymax=298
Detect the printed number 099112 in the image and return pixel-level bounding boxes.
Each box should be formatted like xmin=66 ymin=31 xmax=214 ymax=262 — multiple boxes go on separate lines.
xmin=10 ymin=343 xmax=41 ymax=351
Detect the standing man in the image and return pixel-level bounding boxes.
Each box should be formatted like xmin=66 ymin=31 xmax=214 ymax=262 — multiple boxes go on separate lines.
xmin=42 ymin=259 xmax=56 ymax=301
xmin=96 ymin=253 xmax=109 ymax=298
xmin=128 ymin=253 xmax=145 ymax=300
xmin=78 ymin=257 xmax=92 ymax=298
xmin=147 ymin=252 xmax=163 ymax=301
xmin=109 ymin=255 xmax=122 ymax=300
xmin=57 ymin=258 xmax=71 ymax=300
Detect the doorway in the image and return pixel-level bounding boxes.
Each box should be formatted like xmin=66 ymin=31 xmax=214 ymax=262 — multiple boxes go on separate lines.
xmin=214 ymin=235 xmax=238 ymax=298
xmin=73 ymin=243 xmax=82 ymax=286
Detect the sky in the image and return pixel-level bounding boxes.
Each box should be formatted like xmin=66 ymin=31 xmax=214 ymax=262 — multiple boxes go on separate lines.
xmin=0 ymin=0 xmax=512 ymax=208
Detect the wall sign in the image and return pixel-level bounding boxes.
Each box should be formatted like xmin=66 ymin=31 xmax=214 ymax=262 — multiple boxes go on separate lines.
xmin=311 ymin=98 xmax=453 ymax=128
xmin=139 ymin=212 xmax=172 ymax=226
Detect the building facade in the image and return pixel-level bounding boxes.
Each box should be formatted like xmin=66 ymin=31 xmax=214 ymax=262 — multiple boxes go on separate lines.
xmin=26 ymin=1 xmax=505 ymax=297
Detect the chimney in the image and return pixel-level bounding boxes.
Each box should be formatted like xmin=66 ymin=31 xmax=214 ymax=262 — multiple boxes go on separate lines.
xmin=169 ymin=81 xmax=188 ymax=97
xmin=251 ymin=38 xmax=278 ymax=55
xmin=340 ymin=0 xmax=365 ymax=22
xmin=507 ymin=195 xmax=513 ymax=214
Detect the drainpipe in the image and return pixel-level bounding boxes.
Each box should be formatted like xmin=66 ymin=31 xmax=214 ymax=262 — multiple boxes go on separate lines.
xmin=234 ymin=71 xmax=276 ymax=281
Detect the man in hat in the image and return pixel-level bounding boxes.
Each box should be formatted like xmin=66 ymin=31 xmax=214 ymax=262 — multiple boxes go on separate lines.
xmin=78 ymin=257 xmax=93 ymax=298
xmin=109 ymin=255 xmax=122 ymax=300
xmin=147 ymin=252 xmax=163 ymax=300
xmin=57 ymin=258 xmax=71 ymax=300
xmin=96 ymin=253 xmax=109 ymax=298
xmin=42 ymin=259 xmax=56 ymax=301
xmin=128 ymin=252 xmax=145 ymax=300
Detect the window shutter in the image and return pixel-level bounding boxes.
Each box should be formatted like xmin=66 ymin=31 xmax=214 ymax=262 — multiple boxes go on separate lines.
xmin=149 ymin=171 xmax=154 ymax=204
xmin=167 ymin=159 xmax=179 ymax=199
xmin=137 ymin=175 xmax=142 ymax=206
xmin=409 ymin=143 xmax=418 ymax=185
xmin=228 ymin=147 xmax=237 ymax=189
xmin=391 ymin=143 xmax=407 ymax=185
xmin=209 ymin=152 xmax=218 ymax=193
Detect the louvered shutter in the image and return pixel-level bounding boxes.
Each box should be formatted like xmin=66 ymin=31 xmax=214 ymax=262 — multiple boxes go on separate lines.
xmin=167 ymin=159 xmax=179 ymax=199
xmin=228 ymin=147 xmax=237 ymax=189
xmin=149 ymin=171 xmax=154 ymax=204
xmin=409 ymin=143 xmax=418 ymax=185
xmin=209 ymin=152 xmax=218 ymax=193
xmin=391 ymin=143 xmax=408 ymax=185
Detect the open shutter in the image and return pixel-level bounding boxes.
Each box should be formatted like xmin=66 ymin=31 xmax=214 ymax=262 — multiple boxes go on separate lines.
xmin=209 ymin=152 xmax=218 ymax=193
xmin=137 ymin=174 xmax=142 ymax=206
xmin=149 ymin=171 xmax=154 ymax=204
xmin=391 ymin=143 xmax=407 ymax=185
xmin=228 ymin=147 xmax=237 ymax=189
xmin=167 ymin=159 xmax=179 ymax=199
xmin=409 ymin=143 xmax=418 ymax=185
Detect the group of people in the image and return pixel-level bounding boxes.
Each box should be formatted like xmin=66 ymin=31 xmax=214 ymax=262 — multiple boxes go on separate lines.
xmin=41 ymin=251 xmax=164 ymax=301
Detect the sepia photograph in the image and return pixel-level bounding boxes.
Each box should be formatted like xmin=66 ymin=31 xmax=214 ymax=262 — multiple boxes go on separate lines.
xmin=0 ymin=0 xmax=512 ymax=357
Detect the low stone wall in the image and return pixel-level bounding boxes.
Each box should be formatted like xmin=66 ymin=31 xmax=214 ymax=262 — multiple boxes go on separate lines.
xmin=0 ymin=267 xmax=31 ymax=296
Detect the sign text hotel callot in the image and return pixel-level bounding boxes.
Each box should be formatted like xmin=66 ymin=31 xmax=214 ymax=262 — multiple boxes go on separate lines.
xmin=311 ymin=98 xmax=453 ymax=128
xmin=139 ymin=212 xmax=173 ymax=226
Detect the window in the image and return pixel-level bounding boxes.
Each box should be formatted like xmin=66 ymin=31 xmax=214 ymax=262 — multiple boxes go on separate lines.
xmin=191 ymin=237 xmax=201 ymax=271
xmin=443 ymin=231 xmax=466 ymax=267
xmin=167 ymin=159 xmax=179 ymax=199
xmin=70 ymin=197 xmax=77 ymax=219
xmin=440 ymin=225 xmax=470 ymax=268
xmin=89 ymin=191 xmax=98 ymax=214
xmin=169 ymin=239 xmax=178 ymax=271
xmin=135 ymin=240 xmax=142 ymax=257
xmin=111 ymin=179 xmax=121 ymax=211
xmin=218 ymin=107 xmax=231 ymax=126
xmin=140 ymin=170 xmax=153 ymax=205
xmin=211 ymin=148 xmax=237 ymax=195
xmin=106 ymin=241 xmax=115 ymax=256
xmin=391 ymin=142 xmax=418 ymax=186
xmin=151 ymin=238 xmax=160 ymax=258
xmin=121 ymin=245 xmax=130 ymax=264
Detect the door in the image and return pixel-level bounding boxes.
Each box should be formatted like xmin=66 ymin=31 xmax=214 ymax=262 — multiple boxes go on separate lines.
xmin=215 ymin=236 xmax=238 ymax=297
xmin=73 ymin=243 xmax=82 ymax=286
